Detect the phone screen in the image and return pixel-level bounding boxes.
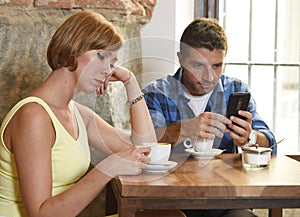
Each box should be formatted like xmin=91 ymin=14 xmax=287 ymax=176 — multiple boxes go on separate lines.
xmin=226 ymin=92 xmax=251 ymax=120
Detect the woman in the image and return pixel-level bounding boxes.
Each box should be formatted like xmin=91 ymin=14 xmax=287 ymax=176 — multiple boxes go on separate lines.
xmin=0 ymin=11 xmax=156 ymax=217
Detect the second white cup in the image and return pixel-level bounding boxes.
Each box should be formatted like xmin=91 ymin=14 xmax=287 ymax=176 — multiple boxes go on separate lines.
xmin=193 ymin=139 xmax=214 ymax=152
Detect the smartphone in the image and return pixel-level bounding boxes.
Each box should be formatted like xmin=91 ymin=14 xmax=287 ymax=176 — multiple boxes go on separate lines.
xmin=226 ymin=92 xmax=251 ymax=120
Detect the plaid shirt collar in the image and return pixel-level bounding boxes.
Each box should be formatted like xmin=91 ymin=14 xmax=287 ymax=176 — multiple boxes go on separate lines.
xmin=172 ymin=67 xmax=225 ymax=115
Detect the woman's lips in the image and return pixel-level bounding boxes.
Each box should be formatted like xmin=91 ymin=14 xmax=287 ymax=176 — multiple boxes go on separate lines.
xmin=95 ymin=79 xmax=104 ymax=85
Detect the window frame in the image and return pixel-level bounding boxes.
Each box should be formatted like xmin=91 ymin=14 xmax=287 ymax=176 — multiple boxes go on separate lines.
xmin=195 ymin=0 xmax=300 ymax=151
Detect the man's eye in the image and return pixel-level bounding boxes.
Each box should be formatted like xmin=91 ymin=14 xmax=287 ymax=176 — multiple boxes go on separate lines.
xmin=213 ymin=64 xmax=223 ymax=70
xmin=193 ymin=63 xmax=204 ymax=69
xmin=110 ymin=64 xmax=115 ymax=69
xmin=97 ymin=52 xmax=105 ymax=61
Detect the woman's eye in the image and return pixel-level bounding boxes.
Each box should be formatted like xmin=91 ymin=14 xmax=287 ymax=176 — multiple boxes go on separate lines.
xmin=97 ymin=52 xmax=105 ymax=61
xmin=110 ymin=64 xmax=115 ymax=69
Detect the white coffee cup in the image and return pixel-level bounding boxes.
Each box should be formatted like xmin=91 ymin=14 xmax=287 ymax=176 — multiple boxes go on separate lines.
xmin=193 ymin=139 xmax=214 ymax=152
xmin=142 ymin=142 xmax=171 ymax=164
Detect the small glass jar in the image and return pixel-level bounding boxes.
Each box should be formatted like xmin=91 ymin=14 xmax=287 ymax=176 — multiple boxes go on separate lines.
xmin=242 ymin=146 xmax=272 ymax=170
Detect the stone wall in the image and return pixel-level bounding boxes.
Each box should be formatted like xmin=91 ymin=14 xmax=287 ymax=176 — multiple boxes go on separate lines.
xmin=0 ymin=1 xmax=156 ymax=216
xmin=0 ymin=0 xmax=156 ymax=127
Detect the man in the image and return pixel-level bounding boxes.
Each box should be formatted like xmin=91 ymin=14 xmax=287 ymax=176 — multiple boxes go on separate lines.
xmin=142 ymin=17 xmax=276 ymax=217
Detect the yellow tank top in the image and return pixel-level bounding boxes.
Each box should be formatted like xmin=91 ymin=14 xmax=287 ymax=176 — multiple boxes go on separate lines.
xmin=0 ymin=97 xmax=91 ymax=217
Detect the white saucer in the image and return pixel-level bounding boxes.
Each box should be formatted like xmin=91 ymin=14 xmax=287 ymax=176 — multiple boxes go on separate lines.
xmin=185 ymin=148 xmax=224 ymax=159
xmin=143 ymin=161 xmax=178 ymax=174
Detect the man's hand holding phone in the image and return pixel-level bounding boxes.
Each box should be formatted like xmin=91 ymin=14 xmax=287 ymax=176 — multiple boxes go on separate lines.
xmin=226 ymin=92 xmax=253 ymax=146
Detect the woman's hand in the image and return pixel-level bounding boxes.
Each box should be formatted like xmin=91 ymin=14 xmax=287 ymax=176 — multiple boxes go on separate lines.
xmin=104 ymin=66 xmax=132 ymax=88
xmin=96 ymin=145 xmax=151 ymax=177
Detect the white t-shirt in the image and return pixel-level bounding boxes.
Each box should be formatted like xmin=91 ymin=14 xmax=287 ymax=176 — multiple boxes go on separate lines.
xmin=183 ymin=90 xmax=213 ymax=116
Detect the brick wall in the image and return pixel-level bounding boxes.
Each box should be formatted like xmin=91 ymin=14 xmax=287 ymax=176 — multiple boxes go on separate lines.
xmin=0 ymin=0 xmax=155 ymax=18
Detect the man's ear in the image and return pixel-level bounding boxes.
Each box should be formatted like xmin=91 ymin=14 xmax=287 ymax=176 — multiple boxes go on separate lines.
xmin=177 ymin=52 xmax=183 ymax=66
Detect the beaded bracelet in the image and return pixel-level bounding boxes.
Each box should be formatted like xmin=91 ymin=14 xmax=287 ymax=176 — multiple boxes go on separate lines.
xmin=127 ymin=93 xmax=144 ymax=106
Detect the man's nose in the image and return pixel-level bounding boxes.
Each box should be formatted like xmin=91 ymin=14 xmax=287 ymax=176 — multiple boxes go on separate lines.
xmin=203 ymin=68 xmax=215 ymax=81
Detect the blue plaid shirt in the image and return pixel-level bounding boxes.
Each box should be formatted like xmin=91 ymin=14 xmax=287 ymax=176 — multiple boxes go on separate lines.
xmin=142 ymin=67 xmax=276 ymax=153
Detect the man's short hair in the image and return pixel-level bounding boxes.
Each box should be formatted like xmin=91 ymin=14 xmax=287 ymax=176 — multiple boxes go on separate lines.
xmin=180 ymin=17 xmax=228 ymax=58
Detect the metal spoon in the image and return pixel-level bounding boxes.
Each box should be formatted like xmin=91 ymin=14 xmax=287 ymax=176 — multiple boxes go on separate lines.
xmin=269 ymin=138 xmax=286 ymax=149
xmin=245 ymin=138 xmax=285 ymax=149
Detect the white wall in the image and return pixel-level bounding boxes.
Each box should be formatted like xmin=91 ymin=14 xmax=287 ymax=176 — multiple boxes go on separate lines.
xmin=140 ymin=0 xmax=194 ymax=88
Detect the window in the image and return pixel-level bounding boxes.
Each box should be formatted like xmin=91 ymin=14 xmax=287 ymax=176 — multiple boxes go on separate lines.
xmin=218 ymin=0 xmax=300 ymax=153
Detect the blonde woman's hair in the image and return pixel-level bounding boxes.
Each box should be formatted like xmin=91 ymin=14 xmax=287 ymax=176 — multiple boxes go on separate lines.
xmin=47 ymin=11 xmax=123 ymax=71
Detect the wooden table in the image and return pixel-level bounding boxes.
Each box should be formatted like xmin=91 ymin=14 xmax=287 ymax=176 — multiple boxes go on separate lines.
xmin=108 ymin=154 xmax=300 ymax=217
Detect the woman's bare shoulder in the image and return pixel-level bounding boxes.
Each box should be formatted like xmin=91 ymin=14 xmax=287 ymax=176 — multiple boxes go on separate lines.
xmin=6 ymin=102 xmax=54 ymax=150
xmin=8 ymin=102 xmax=52 ymax=136
xmin=14 ymin=102 xmax=52 ymax=122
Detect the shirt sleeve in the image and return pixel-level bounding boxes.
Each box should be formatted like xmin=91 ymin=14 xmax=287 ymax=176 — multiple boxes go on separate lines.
xmin=249 ymin=97 xmax=277 ymax=152
xmin=143 ymin=90 xmax=168 ymax=128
